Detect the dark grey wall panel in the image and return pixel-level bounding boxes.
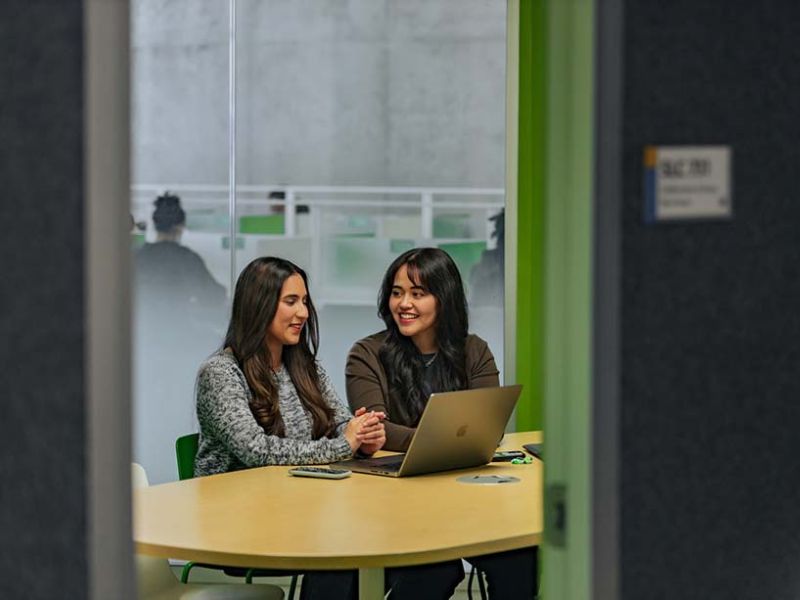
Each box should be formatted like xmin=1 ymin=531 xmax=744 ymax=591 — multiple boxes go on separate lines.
xmin=620 ymin=3 xmax=800 ymax=600
xmin=0 ymin=1 xmax=87 ymax=598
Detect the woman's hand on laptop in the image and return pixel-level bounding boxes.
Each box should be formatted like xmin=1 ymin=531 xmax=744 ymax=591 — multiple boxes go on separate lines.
xmin=352 ymin=407 xmax=386 ymax=456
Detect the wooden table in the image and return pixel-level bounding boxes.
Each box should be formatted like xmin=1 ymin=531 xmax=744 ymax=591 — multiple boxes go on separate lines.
xmin=134 ymin=431 xmax=542 ymax=599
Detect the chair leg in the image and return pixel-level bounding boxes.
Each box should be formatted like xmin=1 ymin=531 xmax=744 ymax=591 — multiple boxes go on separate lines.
xmin=245 ymin=568 xmax=254 ymax=584
xmin=287 ymin=574 xmax=299 ymax=600
xmin=467 ymin=567 xmax=475 ymax=600
xmin=180 ymin=562 xmax=196 ymax=584
xmin=477 ymin=568 xmax=487 ymax=600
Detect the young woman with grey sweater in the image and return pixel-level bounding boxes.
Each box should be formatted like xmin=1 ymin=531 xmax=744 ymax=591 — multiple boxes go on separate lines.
xmin=193 ymin=256 xmax=385 ymax=600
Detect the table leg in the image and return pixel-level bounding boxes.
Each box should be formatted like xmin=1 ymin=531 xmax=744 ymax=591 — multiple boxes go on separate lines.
xmin=358 ymin=567 xmax=384 ymax=600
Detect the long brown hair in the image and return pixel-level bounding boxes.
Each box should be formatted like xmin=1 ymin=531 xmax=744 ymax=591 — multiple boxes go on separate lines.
xmin=224 ymin=257 xmax=335 ymax=438
xmin=377 ymin=248 xmax=469 ymax=425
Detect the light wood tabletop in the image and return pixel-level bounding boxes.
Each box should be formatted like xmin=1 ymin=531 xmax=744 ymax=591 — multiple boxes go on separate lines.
xmin=134 ymin=431 xmax=542 ymax=598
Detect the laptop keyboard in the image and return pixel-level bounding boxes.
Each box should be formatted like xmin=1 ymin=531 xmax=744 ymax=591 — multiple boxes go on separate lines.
xmin=356 ymin=457 xmax=403 ymax=469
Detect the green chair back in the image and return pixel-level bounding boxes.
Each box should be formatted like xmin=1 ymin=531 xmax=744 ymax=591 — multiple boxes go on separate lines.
xmin=173 ymin=431 xmax=302 ymax=597
xmin=176 ymin=433 xmax=200 ymax=480
xmin=438 ymin=241 xmax=487 ymax=279
xmin=239 ymin=214 xmax=285 ymax=234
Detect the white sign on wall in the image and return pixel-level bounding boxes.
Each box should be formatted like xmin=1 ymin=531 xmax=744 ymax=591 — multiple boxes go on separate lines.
xmin=644 ymin=145 xmax=732 ymax=222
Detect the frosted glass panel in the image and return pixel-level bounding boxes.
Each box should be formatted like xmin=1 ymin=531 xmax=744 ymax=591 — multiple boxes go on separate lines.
xmin=130 ymin=1 xmax=230 ymax=484
xmin=131 ymin=0 xmax=507 ymax=483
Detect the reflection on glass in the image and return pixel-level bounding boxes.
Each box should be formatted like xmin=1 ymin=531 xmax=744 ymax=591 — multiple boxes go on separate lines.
xmin=133 ymin=193 xmax=229 ymax=484
xmin=131 ymin=0 xmax=231 ymax=484
xmin=134 ymin=193 xmax=226 ymax=325
xmin=132 ymin=0 xmax=506 ymax=483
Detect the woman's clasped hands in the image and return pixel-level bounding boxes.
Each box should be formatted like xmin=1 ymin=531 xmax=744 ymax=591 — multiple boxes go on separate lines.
xmin=344 ymin=407 xmax=386 ymax=456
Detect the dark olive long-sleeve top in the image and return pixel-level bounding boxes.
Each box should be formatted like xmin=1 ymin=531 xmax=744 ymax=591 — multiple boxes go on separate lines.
xmin=345 ymin=330 xmax=500 ymax=451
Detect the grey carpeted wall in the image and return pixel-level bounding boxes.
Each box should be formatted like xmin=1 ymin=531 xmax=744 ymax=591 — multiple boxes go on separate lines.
xmin=0 ymin=1 xmax=88 ymax=598
xmin=620 ymin=2 xmax=800 ymax=599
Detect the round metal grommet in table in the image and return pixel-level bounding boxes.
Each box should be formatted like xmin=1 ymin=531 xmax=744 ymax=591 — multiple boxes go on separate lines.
xmin=456 ymin=475 xmax=521 ymax=485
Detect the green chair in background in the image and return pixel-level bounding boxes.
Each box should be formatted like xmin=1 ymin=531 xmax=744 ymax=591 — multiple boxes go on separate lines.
xmin=437 ymin=240 xmax=487 ymax=280
xmin=175 ymin=433 xmax=199 ymax=481
xmin=239 ymin=215 xmax=285 ymax=235
xmin=175 ymin=433 xmax=301 ymax=599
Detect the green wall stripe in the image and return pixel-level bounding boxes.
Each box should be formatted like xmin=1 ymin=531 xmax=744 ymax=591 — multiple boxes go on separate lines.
xmin=540 ymin=1 xmax=594 ymax=598
xmin=515 ymin=0 xmax=594 ymax=597
xmin=515 ymin=0 xmax=547 ymax=432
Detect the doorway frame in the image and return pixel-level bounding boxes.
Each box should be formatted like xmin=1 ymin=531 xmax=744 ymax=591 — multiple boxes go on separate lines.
xmin=510 ymin=0 xmax=619 ymax=598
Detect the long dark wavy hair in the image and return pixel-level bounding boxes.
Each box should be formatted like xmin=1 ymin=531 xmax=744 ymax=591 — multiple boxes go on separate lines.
xmin=223 ymin=257 xmax=335 ymax=438
xmin=377 ymin=248 xmax=469 ymax=425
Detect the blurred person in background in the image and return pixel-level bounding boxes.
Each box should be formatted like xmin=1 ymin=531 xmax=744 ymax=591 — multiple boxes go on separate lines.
xmin=133 ymin=192 xmax=227 ymax=484
xmin=135 ymin=191 xmax=225 ymax=323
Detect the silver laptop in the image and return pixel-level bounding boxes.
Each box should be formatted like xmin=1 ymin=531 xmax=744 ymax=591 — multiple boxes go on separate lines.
xmin=337 ymin=384 xmax=522 ymax=477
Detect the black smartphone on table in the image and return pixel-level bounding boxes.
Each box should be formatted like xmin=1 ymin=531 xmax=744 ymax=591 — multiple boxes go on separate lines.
xmin=492 ymin=450 xmax=526 ymax=462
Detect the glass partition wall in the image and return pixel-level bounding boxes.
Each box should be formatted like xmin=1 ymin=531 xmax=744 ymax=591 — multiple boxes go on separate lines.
xmin=131 ymin=0 xmax=507 ymax=484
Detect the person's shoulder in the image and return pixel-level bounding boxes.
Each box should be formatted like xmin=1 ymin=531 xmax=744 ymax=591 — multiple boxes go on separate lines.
xmin=136 ymin=241 xmax=188 ymax=261
xmin=133 ymin=242 xmax=159 ymax=261
xmin=198 ymin=350 xmax=239 ymax=378
xmin=465 ymin=334 xmax=493 ymax=357
xmin=349 ymin=330 xmax=388 ymax=357
xmin=171 ymin=243 xmax=204 ymax=263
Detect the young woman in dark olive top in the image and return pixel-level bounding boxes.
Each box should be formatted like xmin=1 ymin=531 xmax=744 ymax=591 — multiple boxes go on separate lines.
xmin=346 ymin=247 xmax=538 ymax=600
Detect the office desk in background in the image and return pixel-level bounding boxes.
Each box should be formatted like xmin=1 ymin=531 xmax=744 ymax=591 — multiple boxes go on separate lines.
xmin=134 ymin=431 xmax=543 ymax=600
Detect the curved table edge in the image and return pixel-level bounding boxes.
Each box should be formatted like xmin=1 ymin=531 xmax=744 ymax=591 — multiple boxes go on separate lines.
xmin=136 ymin=532 xmax=541 ymax=570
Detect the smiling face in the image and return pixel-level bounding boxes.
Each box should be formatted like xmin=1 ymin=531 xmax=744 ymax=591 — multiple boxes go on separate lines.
xmin=265 ymin=273 xmax=309 ymax=355
xmin=389 ymin=264 xmax=439 ymax=353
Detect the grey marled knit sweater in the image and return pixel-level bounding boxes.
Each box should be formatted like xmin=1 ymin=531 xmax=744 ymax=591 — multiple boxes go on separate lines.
xmin=194 ymin=350 xmax=354 ymax=476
